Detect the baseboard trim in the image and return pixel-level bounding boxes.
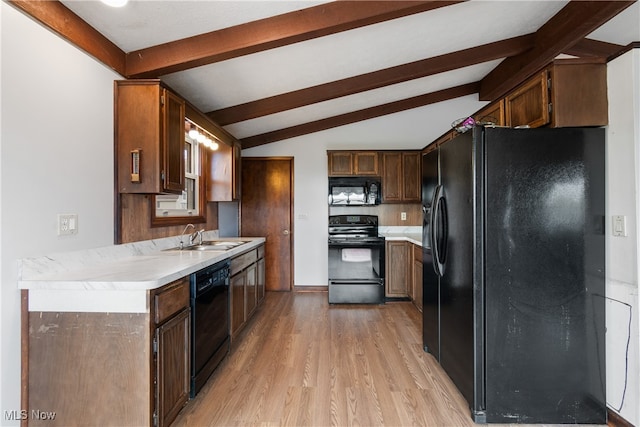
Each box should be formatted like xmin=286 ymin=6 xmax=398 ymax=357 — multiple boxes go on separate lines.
xmin=608 ymin=408 xmax=633 ymax=427
xmin=293 ymin=285 xmax=327 ymax=292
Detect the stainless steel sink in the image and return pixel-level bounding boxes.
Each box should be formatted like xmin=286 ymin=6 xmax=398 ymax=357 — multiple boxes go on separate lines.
xmin=183 ymin=245 xmax=227 ymax=251
xmin=164 ymin=240 xmax=249 ymax=252
xmin=200 ymin=240 xmax=247 ymax=248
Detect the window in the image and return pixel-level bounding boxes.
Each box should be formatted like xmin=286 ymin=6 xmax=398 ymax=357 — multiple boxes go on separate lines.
xmin=155 ymin=133 xmax=201 ymax=218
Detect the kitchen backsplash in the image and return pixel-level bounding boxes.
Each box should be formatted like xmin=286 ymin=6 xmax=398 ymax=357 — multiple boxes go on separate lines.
xmin=329 ymin=203 xmax=421 ymax=226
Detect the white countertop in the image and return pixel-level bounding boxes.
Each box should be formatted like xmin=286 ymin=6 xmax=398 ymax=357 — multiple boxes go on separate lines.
xmin=378 ymin=226 xmax=422 ymax=246
xmin=19 ymin=235 xmax=264 ymax=313
xmin=381 ymin=232 xmax=422 ymax=246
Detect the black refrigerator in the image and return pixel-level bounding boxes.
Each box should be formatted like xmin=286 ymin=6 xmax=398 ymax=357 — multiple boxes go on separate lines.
xmin=422 ymin=126 xmax=606 ymax=423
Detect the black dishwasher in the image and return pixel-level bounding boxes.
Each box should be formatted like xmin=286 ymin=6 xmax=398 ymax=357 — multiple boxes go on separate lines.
xmin=190 ymin=259 xmax=230 ymax=397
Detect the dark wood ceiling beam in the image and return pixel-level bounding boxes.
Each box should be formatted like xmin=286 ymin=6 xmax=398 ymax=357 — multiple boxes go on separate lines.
xmin=564 ymin=38 xmax=623 ymax=58
xmin=480 ymin=1 xmax=635 ymax=101
xmin=608 ymin=41 xmax=640 ymax=62
xmin=7 ymin=0 xmax=126 ymax=75
xmin=210 ymin=34 xmax=534 ymax=125
xmin=125 ymin=1 xmax=465 ymax=78
xmin=241 ymin=82 xmax=479 ymax=148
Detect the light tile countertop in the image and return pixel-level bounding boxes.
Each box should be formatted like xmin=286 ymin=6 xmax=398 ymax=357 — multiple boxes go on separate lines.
xmin=18 ymin=232 xmax=264 ymax=313
xmin=19 ymin=226 xmax=422 ymax=313
xmin=379 ymin=226 xmax=422 ymax=246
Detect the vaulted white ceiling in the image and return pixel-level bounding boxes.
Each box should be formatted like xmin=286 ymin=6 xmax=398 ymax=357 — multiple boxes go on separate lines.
xmin=37 ymin=1 xmax=640 ymax=148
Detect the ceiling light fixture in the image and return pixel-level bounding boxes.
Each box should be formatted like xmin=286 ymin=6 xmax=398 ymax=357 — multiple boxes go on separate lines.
xmin=188 ymin=125 xmax=199 ymax=139
xmin=186 ymin=119 xmax=220 ymax=151
xmin=100 ymin=0 xmax=128 ymax=7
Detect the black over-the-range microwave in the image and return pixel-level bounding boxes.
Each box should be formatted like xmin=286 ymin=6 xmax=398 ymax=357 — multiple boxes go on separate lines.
xmin=328 ymin=177 xmax=381 ymax=206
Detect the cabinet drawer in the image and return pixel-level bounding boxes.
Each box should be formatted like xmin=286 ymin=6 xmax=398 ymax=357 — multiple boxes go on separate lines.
xmin=155 ymin=277 xmax=190 ymax=324
xmin=231 ymin=249 xmax=258 ymax=275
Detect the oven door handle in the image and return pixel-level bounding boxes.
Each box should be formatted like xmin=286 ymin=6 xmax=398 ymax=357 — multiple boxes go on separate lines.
xmin=329 ymin=280 xmax=384 ymax=285
xmin=328 ymin=242 xmax=384 ymax=248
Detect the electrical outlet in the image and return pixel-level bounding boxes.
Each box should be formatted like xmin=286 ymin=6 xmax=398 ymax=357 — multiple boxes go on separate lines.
xmin=401 ymin=212 xmax=407 ymax=221
xmin=58 ymin=214 xmax=78 ymax=236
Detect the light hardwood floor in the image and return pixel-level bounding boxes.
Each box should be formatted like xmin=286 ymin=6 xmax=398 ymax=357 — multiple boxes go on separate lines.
xmin=173 ymin=291 xmax=607 ymax=427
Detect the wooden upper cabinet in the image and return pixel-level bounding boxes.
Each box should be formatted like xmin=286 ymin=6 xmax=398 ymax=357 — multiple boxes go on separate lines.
xmin=424 ymin=129 xmax=456 ymax=155
xmin=207 ymin=140 xmax=242 ymax=202
xmin=354 ymin=152 xmax=379 ymax=175
xmin=328 ymin=151 xmax=353 ymax=176
xmin=424 ymin=59 xmax=607 ymax=153
xmin=381 ymin=151 xmax=420 ymax=203
xmin=382 ymin=152 xmax=402 ymax=201
xmin=327 ymin=151 xmax=379 ymax=176
xmin=163 ymin=90 xmax=186 ymax=193
xmin=505 ymin=60 xmax=607 ymax=129
xmin=183 ymin=102 xmax=242 ymax=203
xmin=402 ymin=152 xmax=420 ymax=202
xmin=474 ymin=99 xmax=505 ymax=126
xmin=548 ymin=60 xmax=607 ymax=127
xmin=115 ymin=80 xmax=185 ymax=194
xmin=233 ymin=141 xmax=242 ymax=200
xmin=505 ymin=71 xmax=549 ymax=128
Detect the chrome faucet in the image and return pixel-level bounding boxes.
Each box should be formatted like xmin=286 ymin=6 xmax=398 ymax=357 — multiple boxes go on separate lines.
xmin=179 ymin=224 xmax=195 ymax=249
xmin=190 ymin=229 xmax=204 ymax=246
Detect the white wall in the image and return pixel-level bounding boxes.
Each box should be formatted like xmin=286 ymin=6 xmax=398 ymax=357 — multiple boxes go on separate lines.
xmin=1 ymin=3 xmax=119 ymax=423
xmin=606 ymin=48 xmax=640 ymax=426
xmin=243 ymin=95 xmax=486 ymax=286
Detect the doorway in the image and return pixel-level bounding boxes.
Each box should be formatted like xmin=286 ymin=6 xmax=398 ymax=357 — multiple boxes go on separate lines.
xmin=241 ymin=157 xmax=293 ymax=291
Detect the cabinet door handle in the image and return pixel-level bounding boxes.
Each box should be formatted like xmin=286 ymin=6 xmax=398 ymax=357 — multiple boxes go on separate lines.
xmin=283 ymin=230 xmax=290 ymax=235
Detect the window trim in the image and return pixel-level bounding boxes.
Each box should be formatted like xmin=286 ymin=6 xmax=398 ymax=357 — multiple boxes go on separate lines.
xmin=151 ymin=132 xmax=206 ymax=227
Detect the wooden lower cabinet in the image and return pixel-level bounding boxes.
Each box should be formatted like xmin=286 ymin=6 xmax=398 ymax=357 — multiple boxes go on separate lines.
xmin=230 ymin=244 xmax=265 ymax=339
xmin=412 ymin=243 xmax=423 ymax=312
xmin=385 ymin=241 xmax=423 ymax=311
xmin=155 ymin=308 xmax=190 ymax=427
xmin=385 ymin=241 xmax=410 ymax=298
xmin=27 ymin=277 xmax=190 ymax=427
xmin=231 ymin=269 xmax=246 ymax=336
xmin=257 ymin=246 xmax=266 ymax=303
xmin=245 ymin=263 xmax=258 ymax=318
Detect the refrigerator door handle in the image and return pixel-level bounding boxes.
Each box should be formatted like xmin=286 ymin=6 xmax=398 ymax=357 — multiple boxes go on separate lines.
xmin=428 ymin=186 xmax=439 ymax=275
xmin=431 ymin=185 xmax=448 ymax=276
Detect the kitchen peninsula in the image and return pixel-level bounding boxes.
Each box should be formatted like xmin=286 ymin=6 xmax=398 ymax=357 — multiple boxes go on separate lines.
xmin=19 ymin=233 xmax=265 ymax=427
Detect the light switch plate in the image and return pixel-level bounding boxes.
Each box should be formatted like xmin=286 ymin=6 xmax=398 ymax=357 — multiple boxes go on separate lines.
xmin=612 ymin=215 xmax=627 ymax=237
